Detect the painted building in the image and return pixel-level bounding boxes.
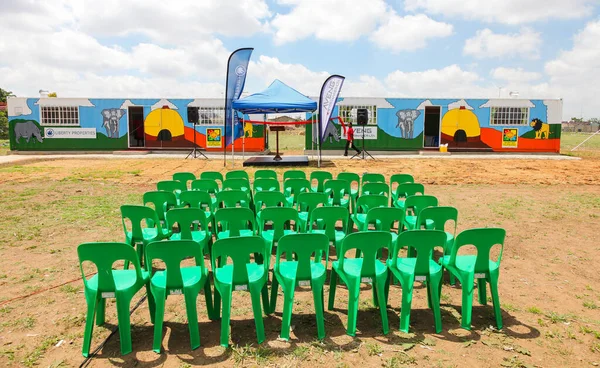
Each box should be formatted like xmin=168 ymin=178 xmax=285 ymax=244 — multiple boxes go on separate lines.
xmin=307 ymin=97 xmax=562 ymax=153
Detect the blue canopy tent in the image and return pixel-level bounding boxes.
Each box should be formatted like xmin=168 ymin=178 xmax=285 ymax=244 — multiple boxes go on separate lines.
xmin=232 ymin=79 xmax=317 ymax=162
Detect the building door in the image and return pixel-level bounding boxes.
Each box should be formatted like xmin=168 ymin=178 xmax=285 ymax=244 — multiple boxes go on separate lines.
xmin=423 ymin=106 xmax=441 ymax=148
xmin=128 ymin=106 xmax=145 ymax=148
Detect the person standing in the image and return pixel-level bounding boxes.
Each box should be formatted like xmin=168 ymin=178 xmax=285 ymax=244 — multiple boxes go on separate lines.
xmin=344 ymin=122 xmax=361 ymax=156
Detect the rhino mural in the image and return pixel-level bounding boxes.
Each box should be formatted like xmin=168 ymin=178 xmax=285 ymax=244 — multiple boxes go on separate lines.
xmin=101 ymin=108 xmax=126 ymax=138
xmin=396 ymin=109 xmax=420 ymax=139
xmin=14 ymin=121 xmax=43 ymax=144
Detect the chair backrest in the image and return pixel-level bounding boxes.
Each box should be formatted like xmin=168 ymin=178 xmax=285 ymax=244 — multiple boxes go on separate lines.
xmin=143 ymin=191 xmax=177 ymax=222
xmin=296 ymin=192 xmax=327 ymax=214
xmin=78 ymin=242 xmax=143 ymax=291
xmin=226 ymin=170 xmax=250 ymax=181
xmin=337 ymin=172 xmax=360 ymax=191
xmin=324 ymin=179 xmax=351 ymax=205
xmin=165 ymin=208 xmax=208 ymax=243
xmin=191 ymin=179 xmax=219 ymax=195
xmin=392 ymin=230 xmax=447 ymax=273
xmin=258 ymin=207 xmax=299 ymax=242
xmin=254 ymin=169 xmax=278 ymax=180
xmin=364 ymin=207 xmax=405 ymax=232
xmin=362 ymin=173 xmax=385 ymax=184
xmin=310 ymin=171 xmax=333 ymax=192
xmin=390 ymin=174 xmax=414 ymax=195
xmin=211 ymin=236 xmax=268 ymax=285
xmin=200 ymin=171 xmax=223 ymax=188
xmin=361 ymin=182 xmax=390 ymax=197
xmin=178 ymin=190 xmax=214 ymax=213
xmin=276 ymin=233 xmax=329 ymax=280
xmin=283 ymin=178 xmax=310 ymax=201
xmin=223 ymin=178 xmax=251 ymax=192
xmin=308 ymin=206 xmax=349 ymax=239
xmin=395 ymin=183 xmax=425 ymax=200
xmin=417 ymin=206 xmax=458 ymax=234
xmin=216 ymin=189 xmax=250 ymax=209
xmin=355 ymin=194 xmax=388 ymax=214
xmin=449 ymin=228 xmax=506 ymax=272
xmin=283 ymin=170 xmax=306 ymax=181
xmin=173 ymin=172 xmax=197 ymax=189
xmin=157 ymin=180 xmax=186 ymax=194
xmin=215 ymin=207 xmax=255 ymax=237
xmin=120 ymin=205 xmax=162 ymax=243
xmin=146 ymin=240 xmax=204 ymax=288
xmin=254 ymin=191 xmax=286 ymax=212
xmin=253 ymin=178 xmax=280 ymax=193
xmin=404 ymin=195 xmax=438 ymax=217
xmin=338 ymin=231 xmax=391 ymax=277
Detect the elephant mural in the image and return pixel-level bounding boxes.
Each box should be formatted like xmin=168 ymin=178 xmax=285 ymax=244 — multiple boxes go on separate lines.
xmin=101 ymin=108 xmax=126 ymax=138
xmin=14 ymin=121 xmax=43 ymax=143
xmin=396 ymin=109 xmax=420 ymax=139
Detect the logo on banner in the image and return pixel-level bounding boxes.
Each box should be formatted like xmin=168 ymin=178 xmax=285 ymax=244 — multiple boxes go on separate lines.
xmin=235 ymin=65 xmax=246 ymax=76
xmin=207 ymin=128 xmax=222 ymax=148
xmin=44 ymin=128 xmax=96 ymax=139
xmin=341 ymin=126 xmax=377 ymax=140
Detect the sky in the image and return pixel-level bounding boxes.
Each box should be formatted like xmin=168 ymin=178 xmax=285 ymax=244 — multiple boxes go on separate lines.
xmin=1 ymin=0 xmax=599 ymax=120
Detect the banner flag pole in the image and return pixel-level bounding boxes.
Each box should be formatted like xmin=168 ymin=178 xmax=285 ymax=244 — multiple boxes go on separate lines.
xmin=242 ymin=117 xmax=245 ymax=161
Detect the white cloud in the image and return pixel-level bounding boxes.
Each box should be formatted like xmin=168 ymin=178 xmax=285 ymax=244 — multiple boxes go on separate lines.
xmin=404 ymin=0 xmax=596 ymax=25
xmin=247 ymin=55 xmax=329 ymax=95
xmin=448 ymin=99 xmax=474 ymax=110
xmin=491 ymin=67 xmax=542 ymax=82
xmin=464 ymin=28 xmax=541 ymax=59
xmin=385 ymin=65 xmax=487 ymax=97
xmin=270 ymin=0 xmax=387 ymax=44
xmin=370 ymin=13 xmax=453 ymax=52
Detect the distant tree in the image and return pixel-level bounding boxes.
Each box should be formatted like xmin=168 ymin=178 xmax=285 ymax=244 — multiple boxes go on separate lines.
xmin=590 ymin=118 xmax=599 ymax=124
xmin=48 ymin=92 xmax=57 ymax=97
xmin=0 ymin=88 xmax=13 ymax=103
xmin=0 ymin=111 xmax=7 ymax=139
xmin=570 ymin=117 xmax=584 ymax=123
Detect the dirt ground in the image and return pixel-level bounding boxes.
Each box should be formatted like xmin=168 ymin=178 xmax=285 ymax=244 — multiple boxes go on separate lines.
xmin=0 ymin=154 xmax=599 ymax=368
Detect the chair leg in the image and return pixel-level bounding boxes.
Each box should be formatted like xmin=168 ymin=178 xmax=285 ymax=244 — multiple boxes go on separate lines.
xmin=184 ymin=288 xmax=201 ymax=350
xmin=460 ymin=274 xmax=475 ymax=330
xmin=152 ymin=290 xmax=166 ymax=353
xmin=203 ymin=279 xmax=216 ymax=320
xmin=95 ymin=298 xmax=106 ymax=326
xmin=328 ymin=268 xmax=338 ymax=311
xmin=81 ymin=294 xmax=98 ymax=357
xmin=213 ymin=281 xmax=222 ymax=320
xmin=399 ymin=279 xmax=414 ymax=333
xmin=372 ymin=281 xmax=379 ymax=308
xmin=489 ymin=273 xmax=503 ymax=330
xmin=219 ymin=287 xmax=232 ymax=347
xmin=312 ymin=283 xmax=326 ymax=340
xmin=345 ymin=278 xmax=361 ymax=337
xmin=146 ymin=283 xmax=156 ymax=324
xmin=261 ymin=282 xmax=271 ymax=315
xmin=477 ymin=278 xmax=487 ymax=305
xmin=279 ymin=280 xmax=296 ymax=341
xmin=270 ymin=276 xmax=280 ymax=314
xmin=375 ymin=275 xmax=389 ymax=335
xmin=250 ymin=286 xmax=266 ymax=344
xmin=115 ymin=295 xmax=133 ymax=355
xmin=428 ymin=275 xmax=443 ymax=334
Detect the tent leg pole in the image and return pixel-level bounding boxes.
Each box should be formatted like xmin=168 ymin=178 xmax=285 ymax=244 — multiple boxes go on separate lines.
xmin=242 ymin=118 xmax=245 ymax=161
xmin=231 ymin=109 xmax=235 ymax=169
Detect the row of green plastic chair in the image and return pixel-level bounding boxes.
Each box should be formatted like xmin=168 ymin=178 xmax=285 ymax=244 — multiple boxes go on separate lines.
xmin=78 ymin=228 xmax=505 ymax=356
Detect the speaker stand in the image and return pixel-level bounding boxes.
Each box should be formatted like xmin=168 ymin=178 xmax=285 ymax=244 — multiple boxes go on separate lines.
xmin=185 ymin=122 xmax=208 ymax=159
xmin=350 ymin=126 xmax=374 ymax=160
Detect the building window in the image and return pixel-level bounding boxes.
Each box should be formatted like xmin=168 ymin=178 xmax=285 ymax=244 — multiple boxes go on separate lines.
xmin=40 ymin=106 xmax=80 ymax=126
xmin=198 ymin=107 xmax=225 ymax=125
xmin=490 ymin=107 xmax=529 ymax=126
xmin=338 ymin=105 xmax=377 ymax=125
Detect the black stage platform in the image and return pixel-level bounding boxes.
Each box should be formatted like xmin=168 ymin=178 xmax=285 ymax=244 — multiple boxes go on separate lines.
xmin=243 ymin=155 xmax=309 ymax=167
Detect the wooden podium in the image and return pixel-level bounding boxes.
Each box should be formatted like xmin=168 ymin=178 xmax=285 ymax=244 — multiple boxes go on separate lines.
xmin=270 ymin=125 xmax=285 ymax=161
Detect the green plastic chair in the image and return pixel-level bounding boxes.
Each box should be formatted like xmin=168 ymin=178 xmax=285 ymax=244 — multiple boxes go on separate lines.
xmin=351 ymin=194 xmax=388 ymax=232
xmin=143 ymin=191 xmax=177 ymax=226
xmin=364 ymin=207 xmax=405 ymax=246
xmin=178 ymin=190 xmax=215 ymax=236
xmin=361 ymin=182 xmax=390 ymax=197
xmin=78 ymin=242 xmax=152 ymax=357
xmin=216 ymin=189 xmax=251 ymax=209
xmin=223 ymin=178 xmax=251 ymax=193
xmin=393 ymin=183 xmax=425 ymax=209
xmin=254 ymin=169 xmax=278 ymax=180
xmin=145 ymin=240 xmax=214 ymax=352
xmin=254 ymin=191 xmax=286 ymax=224
xmin=324 ymin=179 xmax=351 ymax=209
xmin=270 ymin=233 xmax=330 ymax=340
xmin=211 ymin=236 xmax=270 ymax=347
xmin=157 ymin=180 xmax=186 ymax=201
xmin=387 ymin=230 xmax=446 ymax=333
xmin=253 ymin=178 xmax=280 ymax=193
xmin=296 ymin=192 xmax=328 ymax=232
xmin=337 ymin=172 xmax=360 ymax=212
xmin=283 ymin=178 xmax=310 ymax=207
xmin=440 ymin=228 xmax=506 ymax=330
xmin=165 ymin=208 xmax=211 ymax=253
xmin=328 ymin=231 xmax=392 ymax=336
xmin=362 ymin=172 xmax=385 ymax=184
xmin=308 ymin=206 xmax=349 ymax=253
xmin=310 ymin=171 xmax=333 ymax=193
xmin=200 ymin=171 xmax=223 ymax=190
xmin=214 ymin=207 xmax=256 ymax=239
xmin=120 ymin=205 xmax=170 ymax=266
xmin=390 ymin=174 xmax=414 ymax=201
xmin=283 ymin=170 xmax=306 ymax=181
xmin=191 ymin=179 xmax=220 ymax=206
xmin=417 ymin=206 xmax=458 ymax=253
xmin=258 ymin=207 xmax=299 ymax=247
xmin=403 ymin=195 xmax=438 ymax=231
xmin=226 ymin=170 xmax=250 ymax=181
xmin=173 ymin=172 xmax=197 ymax=190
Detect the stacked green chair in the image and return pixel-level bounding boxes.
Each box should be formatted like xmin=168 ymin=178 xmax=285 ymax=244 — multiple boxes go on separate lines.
xmin=440 ymin=228 xmax=506 ymax=330
xmin=390 ymin=174 xmax=414 ymax=201
xmin=270 ymin=233 xmax=330 ymax=340
xmin=296 ymin=192 xmax=327 ymax=232
xmin=120 ymin=205 xmax=170 ymax=266
xmin=254 ymin=169 xmax=278 ymax=180
xmin=257 ymin=207 xmax=299 ymax=246
xmin=173 ymin=172 xmax=197 ymax=190
xmin=361 ymin=182 xmax=390 ymax=197
xmin=254 ymin=191 xmax=286 ymax=224
xmin=143 ymin=191 xmax=177 ymax=226
xmin=165 ymin=208 xmax=211 ymax=253
xmin=337 ymin=172 xmax=360 ymax=212
xmin=223 ymin=178 xmax=251 ymax=193
xmin=214 ymin=207 xmax=255 ymax=239
xmin=200 ymin=171 xmax=224 ymax=190
xmin=417 ymin=206 xmax=458 ymax=253
xmin=393 ymin=183 xmax=425 ymax=210
xmin=310 ymin=171 xmax=333 ymax=193
xmin=308 ymin=206 xmax=349 ymax=253
xmin=362 ymin=172 xmax=385 ymax=184
xmin=283 ymin=170 xmax=306 ymax=181
xmin=211 ymin=236 xmax=271 ymax=347
xmin=323 ymin=179 xmax=351 ymax=210
xmin=191 ymin=179 xmax=220 ymax=207
xmin=328 ymin=231 xmax=392 ymax=336
xmin=283 ymin=178 xmax=310 ymax=207
xmin=253 ymin=178 xmax=280 ymax=193
xmin=216 ymin=189 xmax=251 ymax=209
xmin=403 ymin=195 xmax=438 ymax=231
xmin=145 ymin=240 xmax=214 ymax=352
xmin=387 ymin=230 xmax=446 ymax=333
xmin=363 ymin=207 xmax=405 ymax=246
xmin=226 ymin=170 xmax=250 ymax=181
xmin=78 ymin=242 xmax=152 ymax=356
xmin=351 ymin=194 xmax=388 ymax=231
xmin=157 ymin=180 xmax=186 ymax=202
